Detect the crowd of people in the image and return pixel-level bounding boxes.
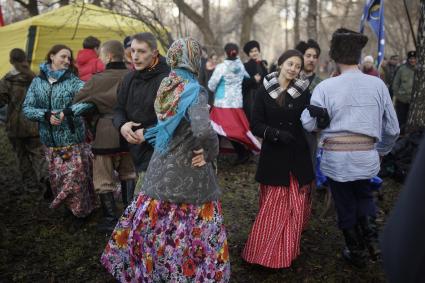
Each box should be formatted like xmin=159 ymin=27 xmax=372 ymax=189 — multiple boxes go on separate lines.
xmin=2 ymin=25 xmax=419 ymax=282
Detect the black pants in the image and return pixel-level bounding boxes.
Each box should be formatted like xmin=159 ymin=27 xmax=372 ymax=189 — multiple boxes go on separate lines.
xmin=328 ymin=178 xmax=376 ymax=230
xmin=230 ymin=140 xmax=250 ymax=159
xmin=395 ymin=100 xmax=410 ymax=132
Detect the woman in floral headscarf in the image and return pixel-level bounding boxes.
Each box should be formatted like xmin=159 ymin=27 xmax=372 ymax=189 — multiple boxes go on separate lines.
xmin=101 ymin=38 xmax=230 ymax=283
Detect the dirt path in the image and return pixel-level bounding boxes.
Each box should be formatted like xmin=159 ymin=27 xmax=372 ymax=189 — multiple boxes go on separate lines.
xmin=0 ymin=126 xmax=398 ymax=282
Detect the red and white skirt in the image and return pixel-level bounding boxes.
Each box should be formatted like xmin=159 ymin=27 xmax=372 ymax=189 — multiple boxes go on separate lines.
xmin=210 ymin=107 xmax=261 ymax=152
xmin=242 ymin=174 xmax=312 ymax=268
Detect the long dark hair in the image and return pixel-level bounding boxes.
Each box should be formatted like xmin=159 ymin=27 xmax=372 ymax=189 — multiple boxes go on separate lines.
xmin=45 ymin=44 xmax=78 ymax=75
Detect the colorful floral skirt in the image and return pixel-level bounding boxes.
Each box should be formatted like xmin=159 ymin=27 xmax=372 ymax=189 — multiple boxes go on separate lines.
xmin=242 ymin=175 xmax=312 ymax=268
xmin=46 ymin=143 xmax=96 ymax=218
xmin=101 ymin=193 xmax=231 ymax=282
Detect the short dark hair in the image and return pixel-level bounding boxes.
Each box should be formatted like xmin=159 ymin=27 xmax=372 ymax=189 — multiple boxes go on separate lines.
xmin=131 ymin=32 xmax=158 ymax=50
xmin=101 ymin=40 xmax=124 ymax=61
xmin=10 ymin=48 xmax=27 ymax=64
xmin=83 ymin=36 xmax=101 ymax=49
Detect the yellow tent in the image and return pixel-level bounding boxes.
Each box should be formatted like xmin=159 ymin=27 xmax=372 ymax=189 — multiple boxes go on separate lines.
xmin=0 ymin=3 xmax=167 ymax=77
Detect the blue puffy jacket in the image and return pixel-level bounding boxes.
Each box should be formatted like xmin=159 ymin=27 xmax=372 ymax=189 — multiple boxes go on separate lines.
xmin=23 ymin=68 xmax=90 ymax=147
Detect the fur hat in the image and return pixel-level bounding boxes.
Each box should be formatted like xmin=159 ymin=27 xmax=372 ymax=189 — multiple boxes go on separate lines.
xmin=329 ymin=28 xmax=368 ymax=65
xmin=407 ymin=50 xmax=416 ymax=59
xmin=295 ymin=39 xmax=321 ymax=56
xmin=243 ymin=40 xmax=260 ymax=55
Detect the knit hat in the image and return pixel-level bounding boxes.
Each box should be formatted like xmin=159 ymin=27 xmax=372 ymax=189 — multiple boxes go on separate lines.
xmin=329 ymin=28 xmax=368 ymax=65
xmin=295 ymin=39 xmax=321 ymax=56
xmin=363 ymin=55 xmax=374 ymax=63
xmin=407 ymin=50 xmax=416 ymax=59
xmin=277 ymin=49 xmax=304 ymax=69
xmin=243 ymin=40 xmax=260 ymax=55
xmin=224 ymin=43 xmax=239 ymax=60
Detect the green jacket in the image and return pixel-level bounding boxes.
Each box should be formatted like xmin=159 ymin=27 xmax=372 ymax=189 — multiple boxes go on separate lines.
xmin=392 ymin=63 xmax=415 ymax=103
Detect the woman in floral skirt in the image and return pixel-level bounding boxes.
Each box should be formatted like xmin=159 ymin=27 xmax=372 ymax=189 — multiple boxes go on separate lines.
xmin=23 ymin=44 xmax=95 ymax=219
xmin=101 ymin=38 xmax=230 ymax=282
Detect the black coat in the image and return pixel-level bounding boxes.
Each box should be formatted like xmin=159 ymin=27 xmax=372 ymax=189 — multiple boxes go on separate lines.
xmin=243 ymin=59 xmax=268 ymax=121
xmin=251 ymin=85 xmax=314 ymax=187
xmin=113 ymin=56 xmax=170 ymax=172
xmin=381 ymin=135 xmax=425 ymax=283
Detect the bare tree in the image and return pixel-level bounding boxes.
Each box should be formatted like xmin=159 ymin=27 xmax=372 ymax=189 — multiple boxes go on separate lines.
xmin=293 ymin=0 xmax=300 ymax=44
xmin=113 ymin=1 xmax=174 ymax=48
xmin=239 ymin=0 xmax=267 ymax=46
xmin=407 ymin=0 xmax=425 ymax=131
xmin=307 ymin=0 xmax=318 ymax=39
xmin=172 ymin=0 xmax=222 ymax=53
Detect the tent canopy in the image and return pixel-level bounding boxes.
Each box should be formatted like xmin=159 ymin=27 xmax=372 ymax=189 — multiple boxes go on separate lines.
xmin=0 ymin=3 xmax=167 ymax=76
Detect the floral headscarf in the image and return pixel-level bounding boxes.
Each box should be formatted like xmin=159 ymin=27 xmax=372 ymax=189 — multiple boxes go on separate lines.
xmin=144 ymin=38 xmax=202 ymax=154
xmin=166 ymin=37 xmax=202 ymax=75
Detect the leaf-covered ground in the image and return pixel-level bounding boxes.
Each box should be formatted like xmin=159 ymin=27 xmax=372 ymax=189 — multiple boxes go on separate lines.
xmin=0 ymin=125 xmax=399 ymax=282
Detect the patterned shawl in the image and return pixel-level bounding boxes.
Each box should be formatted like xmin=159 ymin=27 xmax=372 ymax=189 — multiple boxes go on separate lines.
xmin=144 ymin=38 xmax=202 ymax=154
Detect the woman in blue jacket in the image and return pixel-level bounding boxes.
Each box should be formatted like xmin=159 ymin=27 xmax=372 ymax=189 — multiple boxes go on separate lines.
xmin=23 ymin=44 xmax=95 ymax=219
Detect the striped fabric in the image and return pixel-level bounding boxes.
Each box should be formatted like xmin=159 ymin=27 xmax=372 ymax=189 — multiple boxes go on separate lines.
xmin=242 ymin=174 xmax=312 ymax=268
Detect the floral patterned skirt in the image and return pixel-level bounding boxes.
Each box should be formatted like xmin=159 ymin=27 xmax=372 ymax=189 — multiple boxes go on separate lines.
xmin=46 ymin=143 xmax=96 ymax=218
xmin=101 ymin=193 xmax=230 ymax=283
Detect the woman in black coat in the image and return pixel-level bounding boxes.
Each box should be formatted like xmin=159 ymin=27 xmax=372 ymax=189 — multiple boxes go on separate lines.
xmin=242 ymin=49 xmax=315 ymax=268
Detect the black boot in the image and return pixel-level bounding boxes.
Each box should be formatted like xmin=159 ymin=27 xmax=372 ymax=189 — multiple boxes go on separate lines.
xmin=342 ymin=228 xmax=367 ymax=268
xmin=97 ymin=192 xmax=117 ymax=233
xmin=358 ymin=216 xmax=381 ymax=261
xmin=121 ymin=179 xmax=136 ymax=207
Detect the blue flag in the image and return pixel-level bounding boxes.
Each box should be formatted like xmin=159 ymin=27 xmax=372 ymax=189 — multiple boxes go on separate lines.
xmin=360 ymin=0 xmax=385 ymax=67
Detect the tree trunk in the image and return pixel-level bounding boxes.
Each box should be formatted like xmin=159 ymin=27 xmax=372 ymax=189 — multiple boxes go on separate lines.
xmin=293 ymin=0 xmax=300 ymax=44
xmin=407 ymin=0 xmax=425 ymax=131
xmin=307 ymin=0 xmax=318 ymax=39
xmin=239 ymin=0 xmax=267 ymax=47
xmin=173 ymin=0 xmax=221 ymax=54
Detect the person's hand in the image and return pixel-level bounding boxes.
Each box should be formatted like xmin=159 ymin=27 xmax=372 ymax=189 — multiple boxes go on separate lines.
xmin=254 ymin=74 xmax=261 ymax=83
xmin=50 ymin=112 xmax=63 ymax=126
xmin=192 ymin=148 xmax=206 ymax=167
xmin=120 ymin=122 xmax=142 ymax=144
xmin=307 ymin=105 xmax=328 ymax=118
xmin=134 ymin=128 xmax=145 ymax=144
xmin=277 ymin=130 xmax=296 ymax=144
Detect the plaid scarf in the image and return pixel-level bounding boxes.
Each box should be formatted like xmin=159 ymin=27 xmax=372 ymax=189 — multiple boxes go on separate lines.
xmin=263 ymin=72 xmax=309 ymax=99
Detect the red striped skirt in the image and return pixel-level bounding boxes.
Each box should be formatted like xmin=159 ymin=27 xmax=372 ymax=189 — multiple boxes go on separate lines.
xmin=242 ymin=175 xmax=312 ymax=268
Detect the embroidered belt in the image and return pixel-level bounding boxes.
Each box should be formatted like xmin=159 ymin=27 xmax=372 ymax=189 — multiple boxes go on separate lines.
xmin=322 ymin=134 xmax=375 ymax=151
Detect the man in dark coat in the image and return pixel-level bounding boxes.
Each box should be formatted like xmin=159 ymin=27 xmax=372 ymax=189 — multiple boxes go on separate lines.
xmin=113 ymin=32 xmax=170 ymax=199
xmin=381 ymin=135 xmax=425 ymax=283
xmin=242 ymin=40 xmax=268 ymax=122
xmin=74 ymin=40 xmax=137 ymax=231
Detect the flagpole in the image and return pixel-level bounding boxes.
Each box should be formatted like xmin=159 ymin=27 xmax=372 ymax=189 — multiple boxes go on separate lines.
xmin=403 ymin=0 xmax=417 ymax=47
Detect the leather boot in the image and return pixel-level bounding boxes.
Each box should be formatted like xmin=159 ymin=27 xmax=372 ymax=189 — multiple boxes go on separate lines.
xmin=358 ymin=216 xmax=381 ymax=260
xmin=121 ymin=179 xmax=136 ymax=207
xmin=97 ymin=192 xmax=118 ymax=233
xmin=342 ymin=228 xmax=367 ymax=268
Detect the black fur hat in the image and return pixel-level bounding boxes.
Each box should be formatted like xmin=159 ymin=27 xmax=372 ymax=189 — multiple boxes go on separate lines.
xmin=295 ymin=39 xmax=321 ymax=56
xmin=243 ymin=40 xmax=260 ymax=55
xmin=329 ymin=28 xmax=368 ymax=65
